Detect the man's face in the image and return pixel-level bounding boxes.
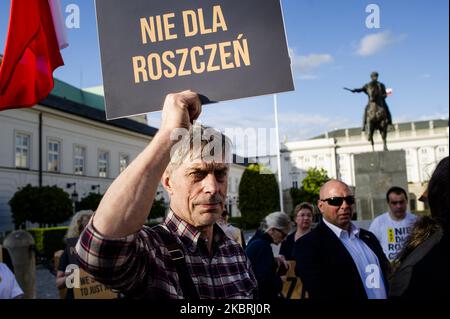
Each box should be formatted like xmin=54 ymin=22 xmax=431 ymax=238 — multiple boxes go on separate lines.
xmin=318 ymin=182 xmax=355 ymax=230
xmin=295 ymin=209 xmax=313 ymax=230
xmin=164 ymin=161 xmax=228 ymax=228
xmin=388 ymin=192 xmax=408 ymax=220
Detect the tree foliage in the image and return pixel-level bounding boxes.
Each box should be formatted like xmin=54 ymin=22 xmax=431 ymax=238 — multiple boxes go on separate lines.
xmin=302 ymin=168 xmax=330 ymax=196
xmin=238 ymin=164 xmax=280 ymax=228
xmin=76 ymin=192 xmax=103 ymax=212
xmin=9 ymin=184 xmax=73 ymax=228
xmin=149 ymin=198 xmax=167 ymax=220
xmin=290 ymin=168 xmax=330 ymax=211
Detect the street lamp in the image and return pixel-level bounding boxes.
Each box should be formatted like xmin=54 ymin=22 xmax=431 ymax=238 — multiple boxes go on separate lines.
xmin=91 ymin=184 xmax=101 ymax=194
xmin=67 ymin=183 xmax=79 ymax=213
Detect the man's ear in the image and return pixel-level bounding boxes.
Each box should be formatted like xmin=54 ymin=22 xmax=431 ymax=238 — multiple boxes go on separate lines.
xmin=317 ymin=200 xmax=324 ymax=213
xmin=161 ymin=170 xmax=173 ymax=195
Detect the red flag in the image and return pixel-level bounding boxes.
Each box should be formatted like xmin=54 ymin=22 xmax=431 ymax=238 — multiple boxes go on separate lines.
xmin=0 ymin=0 xmax=64 ymax=111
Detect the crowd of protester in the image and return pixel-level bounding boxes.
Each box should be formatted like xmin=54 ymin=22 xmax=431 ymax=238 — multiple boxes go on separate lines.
xmin=1 ymin=91 xmax=447 ymax=300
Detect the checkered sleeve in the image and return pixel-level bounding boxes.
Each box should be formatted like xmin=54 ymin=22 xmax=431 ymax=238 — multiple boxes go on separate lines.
xmin=245 ymin=254 xmax=258 ymax=299
xmin=75 ymin=220 xmax=157 ymax=294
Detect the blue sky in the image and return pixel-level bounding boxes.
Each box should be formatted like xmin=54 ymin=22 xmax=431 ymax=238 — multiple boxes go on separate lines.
xmin=1 ymin=0 xmax=449 ymax=156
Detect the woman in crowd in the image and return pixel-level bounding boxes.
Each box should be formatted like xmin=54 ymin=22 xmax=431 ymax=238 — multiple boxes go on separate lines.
xmin=390 ymin=157 xmax=448 ymax=299
xmin=55 ymin=210 xmax=93 ymax=299
xmin=280 ymin=202 xmax=314 ymax=260
xmin=245 ymin=212 xmax=291 ymax=299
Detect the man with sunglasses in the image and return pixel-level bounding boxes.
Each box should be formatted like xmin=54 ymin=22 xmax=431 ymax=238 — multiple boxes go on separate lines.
xmin=294 ymin=180 xmax=390 ymax=299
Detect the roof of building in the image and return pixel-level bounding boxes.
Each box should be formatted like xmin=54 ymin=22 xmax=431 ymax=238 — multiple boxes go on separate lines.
xmin=51 ymin=79 xmax=106 ymax=111
xmin=40 ymin=79 xmax=158 ymax=137
xmin=312 ymin=119 xmax=449 ymax=140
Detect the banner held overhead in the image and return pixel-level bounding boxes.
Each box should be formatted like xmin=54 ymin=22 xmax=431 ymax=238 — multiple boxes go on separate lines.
xmin=95 ymin=0 xmax=294 ymax=120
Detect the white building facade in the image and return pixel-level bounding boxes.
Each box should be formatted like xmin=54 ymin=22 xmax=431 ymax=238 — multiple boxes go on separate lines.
xmin=0 ymin=80 xmax=246 ymax=232
xmin=226 ymin=162 xmax=246 ymax=218
xmin=258 ymin=119 xmax=449 ymax=212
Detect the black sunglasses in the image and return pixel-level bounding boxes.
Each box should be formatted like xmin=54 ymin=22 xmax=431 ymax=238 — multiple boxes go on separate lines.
xmin=320 ymin=196 xmax=355 ymax=207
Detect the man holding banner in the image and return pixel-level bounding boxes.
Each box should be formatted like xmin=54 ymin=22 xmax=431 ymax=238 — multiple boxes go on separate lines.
xmin=76 ymin=91 xmax=258 ymax=299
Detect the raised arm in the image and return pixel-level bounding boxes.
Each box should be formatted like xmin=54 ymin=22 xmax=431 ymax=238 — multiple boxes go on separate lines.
xmin=93 ymin=91 xmax=202 ymax=238
xmin=352 ymin=86 xmax=367 ymax=93
xmin=380 ymin=83 xmax=388 ymax=98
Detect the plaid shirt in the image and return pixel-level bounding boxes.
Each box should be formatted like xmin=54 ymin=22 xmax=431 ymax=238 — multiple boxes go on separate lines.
xmin=75 ymin=211 xmax=257 ymax=299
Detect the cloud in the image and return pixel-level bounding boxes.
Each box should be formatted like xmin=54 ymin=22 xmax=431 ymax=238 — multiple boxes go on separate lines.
xmin=390 ymin=113 xmax=449 ymax=124
xmin=295 ymin=54 xmax=334 ymax=71
xmin=297 ymin=74 xmax=319 ymax=81
xmin=419 ymin=113 xmax=449 ymax=121
xmin=419 ymin=74 xmax=432 ymax=79
xmin=147 ymin=103 xmax=357 ymax=157
xmin=196 ymin=108 xmax=355 ymax=156
xmin=356 ymin=31 xmax=406 ymax=56
xmin=276 ymin=112 xmax=356 ymax=142
xmin=289 ymin=49 xmax=333 ymax=80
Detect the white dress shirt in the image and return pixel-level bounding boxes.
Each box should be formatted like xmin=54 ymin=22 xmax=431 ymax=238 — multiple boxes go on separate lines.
xmin=0 ymin=263 xmax=24 ymax=299
xmin=323 ymin=218 xmax=387 ymax=299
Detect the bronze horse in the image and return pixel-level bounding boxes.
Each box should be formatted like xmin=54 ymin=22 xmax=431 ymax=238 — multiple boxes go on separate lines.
xmin=365 ymin=84 xmax=389 ymax=151
xmin=346 ymin=83 xmax=389 ymax=151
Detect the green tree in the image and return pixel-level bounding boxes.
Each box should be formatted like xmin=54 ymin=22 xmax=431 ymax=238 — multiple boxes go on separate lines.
xmin=9 ymin=184 xmax=73 ymax=228
xmin=76 ymin=192 xmax=103 ymax=212
xmin=238 ymin=164 xmax=280 ymax=229
xmin=149 ymin=198 xmax=166 ymax=220
xmin=302 ymin=168 xmax=330 ymax=196
xmin=8 ymin=184 xmax=34 ymax=228
xmin=290 ymin=168 xmax=330 ymax=212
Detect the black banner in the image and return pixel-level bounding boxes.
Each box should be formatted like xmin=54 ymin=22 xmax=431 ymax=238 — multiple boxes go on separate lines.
xmin=95 ymin=0 xmax=294 ymax=119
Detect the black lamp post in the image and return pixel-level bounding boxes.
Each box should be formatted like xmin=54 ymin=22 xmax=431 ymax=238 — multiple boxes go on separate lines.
xmin=67 ymin=183 xmax=78 ymax=213
xmin=91 ymin=184 xmax=101 ymax=194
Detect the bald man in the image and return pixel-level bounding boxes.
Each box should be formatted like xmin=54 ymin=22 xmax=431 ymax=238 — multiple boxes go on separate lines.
xmin=294 ymin=180 xmax=390 ymax=299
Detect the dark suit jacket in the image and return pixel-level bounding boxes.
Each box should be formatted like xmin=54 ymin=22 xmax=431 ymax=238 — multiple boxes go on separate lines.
xmin=294 ymin=221 xmax=390 ymax=299
xmin=246 ymin=230 xmax=283 ymax=299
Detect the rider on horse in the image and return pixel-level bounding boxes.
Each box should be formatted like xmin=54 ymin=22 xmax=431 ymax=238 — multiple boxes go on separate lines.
xmin=351 ymin=72 xmax=393 ymax=132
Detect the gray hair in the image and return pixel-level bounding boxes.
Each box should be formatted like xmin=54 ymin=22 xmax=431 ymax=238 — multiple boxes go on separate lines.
xmin=261 ymin=211 xmax=292 ymax=234
xmin=167 ymin=124 xmax=233 ymax=172
xmin=66 ymin=210 xmax=93 ymax=238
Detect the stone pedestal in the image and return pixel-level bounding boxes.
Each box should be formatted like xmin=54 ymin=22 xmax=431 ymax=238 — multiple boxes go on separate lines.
xmin=283 ymin=189 xmax=294 ymax=215
xmin=354 ymin=151 xmax=408 ymax=220
xmin=4 ymin=230 xmax=36 ymax=299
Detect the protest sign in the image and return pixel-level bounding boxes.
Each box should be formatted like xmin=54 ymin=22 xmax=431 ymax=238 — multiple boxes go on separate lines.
xmin=73 ymin=268 xmax=118 ymax=299
xmin=95 ymin=0 xmax=294 ymax=119
xmin=281 ymin=260 xmax=308 ymax=299
xmin=64 ymin=238 xmax=118 ymax=299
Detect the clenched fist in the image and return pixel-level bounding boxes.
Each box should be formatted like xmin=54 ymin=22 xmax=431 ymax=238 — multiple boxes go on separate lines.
xmin=160 ymin=90 xmax=202 ymax=134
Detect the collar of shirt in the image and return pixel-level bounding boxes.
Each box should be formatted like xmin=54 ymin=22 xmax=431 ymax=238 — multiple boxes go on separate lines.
xmin=164 ymin=210 xmax=228 ymax=253
xmin=386 ymin=211 xmax=413 ymax=222
xmin=322 ymin=218 xmax=360 ymax=240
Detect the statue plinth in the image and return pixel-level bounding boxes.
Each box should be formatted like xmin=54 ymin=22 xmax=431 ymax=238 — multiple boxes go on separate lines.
xmin=354 ymin=150 xmax=408 ymax=220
